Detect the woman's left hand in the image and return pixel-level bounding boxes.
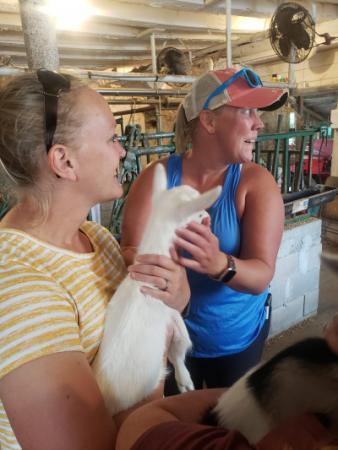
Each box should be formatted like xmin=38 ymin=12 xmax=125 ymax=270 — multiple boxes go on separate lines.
xmin=128 ymin=246 xmax=190 ymax=312
xmin=174 ymin=217 xmax=227 ymax=278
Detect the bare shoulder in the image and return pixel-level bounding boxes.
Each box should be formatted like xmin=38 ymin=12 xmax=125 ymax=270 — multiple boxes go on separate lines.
xmin=236 ymin=162 xmax=283 ymax=219
xmin=238 ymin=162 xmax=282 ymax=199
xmin=240 ymin=162 xmax=278 ymax=189
xmin=0 ymin=351 xmax=115 ymax=450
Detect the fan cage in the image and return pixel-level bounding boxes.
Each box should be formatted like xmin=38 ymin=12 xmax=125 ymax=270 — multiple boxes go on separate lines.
xmin=269 ymin=2 xmax=315 ymax=63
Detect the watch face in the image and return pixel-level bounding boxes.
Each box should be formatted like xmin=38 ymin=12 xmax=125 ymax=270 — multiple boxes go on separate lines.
xmin=222 ymin=268 xmax=236 ymax=282
xmin=222 ymin=255 xmax=236 ymax=282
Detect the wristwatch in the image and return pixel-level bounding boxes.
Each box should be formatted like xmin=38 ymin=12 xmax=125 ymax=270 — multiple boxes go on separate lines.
xmin=210 ymin=254 xmax=237 ymax=283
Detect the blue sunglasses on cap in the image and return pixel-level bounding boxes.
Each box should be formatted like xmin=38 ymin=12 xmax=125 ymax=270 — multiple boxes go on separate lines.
xmin=203 ymin=68 xmax=263 ymax=111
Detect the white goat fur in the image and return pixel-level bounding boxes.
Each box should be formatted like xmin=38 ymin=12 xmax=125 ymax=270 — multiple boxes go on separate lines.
xmin=92 ymin=163 xmax=221 ymax=414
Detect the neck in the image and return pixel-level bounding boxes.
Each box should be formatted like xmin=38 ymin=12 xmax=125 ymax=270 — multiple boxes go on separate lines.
xmin=182 ymin=150 xmax=228 ymax=192
xmin=1 ymin=193 xmax=91 ymax=252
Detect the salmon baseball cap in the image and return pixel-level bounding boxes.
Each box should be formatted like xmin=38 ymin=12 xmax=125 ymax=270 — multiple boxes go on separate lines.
xmin=183 ymin=67 xmax=288 ymax=121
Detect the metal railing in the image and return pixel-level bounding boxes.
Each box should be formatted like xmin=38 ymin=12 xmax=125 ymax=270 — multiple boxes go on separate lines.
xmin=253 ymin=128 xmax=326 ymax=194
xmin=108 ymin=125 xmax=333 ymax=236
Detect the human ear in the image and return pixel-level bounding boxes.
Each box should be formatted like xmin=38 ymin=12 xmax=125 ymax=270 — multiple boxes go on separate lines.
xmin=47 ymin=144 xmax=77 ymax=181
xmin=199 ymin=110 xmax=217 ymax=134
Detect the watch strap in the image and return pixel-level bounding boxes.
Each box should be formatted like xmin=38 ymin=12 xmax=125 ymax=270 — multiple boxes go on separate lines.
xmin=210 ymin=254 xmax=237 ymax=283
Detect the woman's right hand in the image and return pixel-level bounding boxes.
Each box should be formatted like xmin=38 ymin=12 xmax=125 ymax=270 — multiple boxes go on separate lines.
xmin=174 ymin=216 xmax=228 ymax=278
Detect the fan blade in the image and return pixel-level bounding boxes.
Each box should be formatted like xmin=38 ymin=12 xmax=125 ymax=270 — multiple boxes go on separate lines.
xmin=289 ymin=23 xmax=311 ymax=50
xmin=275 ymin=6 xmax=296 ymax=35
xmin=279 ymin=36 xmax=291 ymax=57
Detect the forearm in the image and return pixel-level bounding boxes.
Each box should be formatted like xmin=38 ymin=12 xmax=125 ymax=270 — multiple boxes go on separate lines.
xmin=120 ymin=246 xmax=137 ymax=267
xmin=116 ymin=389 xmax=225 ymax=450
xmin=225 ymin=256 xmax=275 ymax=294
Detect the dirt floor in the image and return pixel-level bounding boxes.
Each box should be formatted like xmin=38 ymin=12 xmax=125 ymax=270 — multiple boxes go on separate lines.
xmin=263 ymin=240 xmax=338 ymax=361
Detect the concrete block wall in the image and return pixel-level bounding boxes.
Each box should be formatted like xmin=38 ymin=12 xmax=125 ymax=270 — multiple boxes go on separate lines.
xmin=269 ymin=218 xmax=322 ymax=337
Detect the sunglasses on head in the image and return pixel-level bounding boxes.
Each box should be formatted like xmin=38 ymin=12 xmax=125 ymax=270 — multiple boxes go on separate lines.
xmin=37 ymin=68 xmax=71 ymax=153
xmin=203 ymin=68 xmax=263 ymax=111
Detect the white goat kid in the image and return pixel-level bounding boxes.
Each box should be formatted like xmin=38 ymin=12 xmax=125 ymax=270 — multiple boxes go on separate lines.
xmin=92 ymin=163 xmax=221 ymax=415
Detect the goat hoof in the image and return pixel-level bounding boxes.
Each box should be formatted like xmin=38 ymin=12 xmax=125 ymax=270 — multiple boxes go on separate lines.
xmin=177 ymin=380 xmax=195 ymax=393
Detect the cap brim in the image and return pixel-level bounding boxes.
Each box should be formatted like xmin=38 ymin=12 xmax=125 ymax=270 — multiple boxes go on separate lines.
xmin=228 ymin=87 xmax=288 ymax=112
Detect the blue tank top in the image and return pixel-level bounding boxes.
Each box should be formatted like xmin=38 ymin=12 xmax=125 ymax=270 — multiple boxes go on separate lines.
xmin=166 ymin=154 xmax=268 ymax=357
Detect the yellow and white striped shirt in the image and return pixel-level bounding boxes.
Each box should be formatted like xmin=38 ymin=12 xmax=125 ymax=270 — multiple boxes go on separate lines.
xmin=0 ymin=221 xmax=126 ymax=450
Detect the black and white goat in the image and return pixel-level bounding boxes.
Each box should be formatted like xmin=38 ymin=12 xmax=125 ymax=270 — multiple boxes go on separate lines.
xmin=92 ymin=163 xmax=221 ymax=414
xmin=208 ymin=251 xmax=338 ymax=443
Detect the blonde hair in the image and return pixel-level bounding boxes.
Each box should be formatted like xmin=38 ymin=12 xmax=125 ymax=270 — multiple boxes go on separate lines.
xmin=174 ymin=103 xmax=199 ymax=154
xmin=0 ymin=72 xmax=84 ymax=217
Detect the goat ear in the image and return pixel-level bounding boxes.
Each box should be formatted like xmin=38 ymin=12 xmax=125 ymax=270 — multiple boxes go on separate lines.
xmin=321 ymin=252 xmax=338 ymax=273
xmin=152 ymin=163 xmax=167 ymax=197
xmin=182 ymin=186 xmax=221 ymax=216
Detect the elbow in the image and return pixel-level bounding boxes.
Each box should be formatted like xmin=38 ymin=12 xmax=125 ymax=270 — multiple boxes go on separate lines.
xmin=252 ymin=264 xmax=275 ymax=295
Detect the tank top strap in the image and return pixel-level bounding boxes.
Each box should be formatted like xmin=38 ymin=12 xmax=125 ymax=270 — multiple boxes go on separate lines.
xmin=166 ymin=154 xmax=182 ymax=189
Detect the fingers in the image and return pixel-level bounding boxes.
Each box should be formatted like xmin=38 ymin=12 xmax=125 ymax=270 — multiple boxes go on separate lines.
xmin=169 ymin=246 xmax=179 ymax=263
xmin=129 ymin=271 xmax=168 ymax=290
xmin=133 ymin=253 xmax=178 ymax=270
xmin=175 ymin=256 xmax=205 ymax=273
xmin=128 ymin=252 xmax=190 ymax=311
xmin=177 ymin=221 xmax=213 ymax=242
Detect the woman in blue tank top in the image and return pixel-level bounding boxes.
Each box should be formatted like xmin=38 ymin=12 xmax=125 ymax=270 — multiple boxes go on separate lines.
xmin=121 ymin=67 xmax=286 ymax=391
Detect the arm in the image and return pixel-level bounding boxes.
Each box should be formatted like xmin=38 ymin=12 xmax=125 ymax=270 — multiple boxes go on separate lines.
xmin=0 ymin=262 xmax=128 ymax=449
xmin=0 ymin=352 xmax=118 ymax=450
xmin=121 ymin=160 xmax=190 ymax=312
xmin=117 ymin=392 xmax=333 ymax=450
xmin=120 ymin=161 xmax=158 ymax=266
xmin=116 ymin=388 xmax=225 ymax=450
xmin=174 ymin=164 xmax=284 ymax=294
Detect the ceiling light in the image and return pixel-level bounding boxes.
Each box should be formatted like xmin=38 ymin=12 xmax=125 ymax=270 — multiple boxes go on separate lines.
xmin=43 ymin=0 xmax=96 ymax=30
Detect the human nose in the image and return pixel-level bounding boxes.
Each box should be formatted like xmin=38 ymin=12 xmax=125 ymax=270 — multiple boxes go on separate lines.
xmin=119 ymin=142 xmax=126 ymax=159
xmin=253 ymin=111 xmax=264 ymax=131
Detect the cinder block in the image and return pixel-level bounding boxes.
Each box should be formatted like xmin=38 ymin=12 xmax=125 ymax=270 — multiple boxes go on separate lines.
xmin=270 ymin=276 xmax=288 ymax=310
xmin=285 ymin=268 xmax=320 ymax=303
xmin=277 ymin=221 xmax=322 ymax=259
xmin=274 ymin=252 xmax=299 ymax=279
xmin=303 ymin=289 xmax=319 ymax=317
xmin=298 ymin=243 xmax=322 ymax=274
xmin=269 ymin=295 xmax=305 ymax=336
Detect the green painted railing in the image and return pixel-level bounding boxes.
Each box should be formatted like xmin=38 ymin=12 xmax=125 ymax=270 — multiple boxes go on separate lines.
xmin=253 ymin=128 xmax=324 ymax=194
xmin=109 ymin=125 xmax=330 ymax=235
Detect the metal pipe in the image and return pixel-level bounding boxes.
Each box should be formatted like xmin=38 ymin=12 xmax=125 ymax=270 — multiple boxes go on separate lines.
xmin=69 ymin=70 xmax=195 ymax=84
xmin=112 ymin=106 xmax=155 ymax=116
xmin=150 ymin=33 xmax=157 ymax=74
xmin=98 ymin=88 xmax=188 ymax=97
xmin=311 ymin=1 xmax=317 ymax=22
xmin=0 ymin=66 xmax=195 ymax=84
xmin=108 ymin=98 xmax=181 ymax=105
xmin=226 ymin=0 xmax=232 ymax=68
xmin=288 ymin=46 xmax=297 ymax=91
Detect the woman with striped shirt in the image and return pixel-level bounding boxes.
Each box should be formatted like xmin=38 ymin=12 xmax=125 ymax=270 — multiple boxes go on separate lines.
xmin=0 ymin=70 xmax=189 ymax=450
